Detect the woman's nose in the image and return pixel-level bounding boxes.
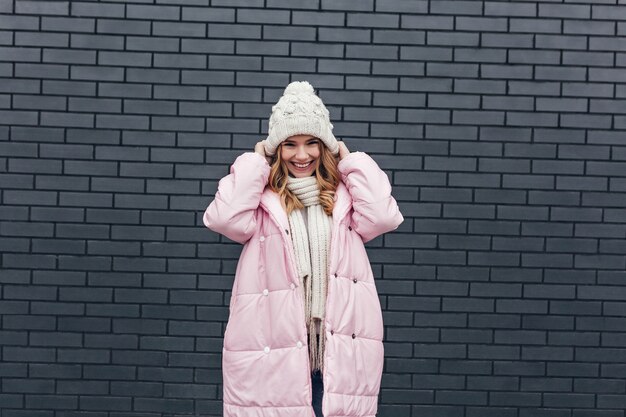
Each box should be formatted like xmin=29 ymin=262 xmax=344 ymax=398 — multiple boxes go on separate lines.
xmin=296 ymin=146 xmax=308 ymax=158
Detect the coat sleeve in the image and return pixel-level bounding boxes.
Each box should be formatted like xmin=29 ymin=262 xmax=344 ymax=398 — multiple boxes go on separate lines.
xmin=337 ymin=151 xmax=404 ymax=243
xmin=203 ymin=151 xmax=270 ymax=245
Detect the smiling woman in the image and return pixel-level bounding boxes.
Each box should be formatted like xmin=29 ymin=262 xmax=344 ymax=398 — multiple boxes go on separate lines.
xmin=203 ymin=80 xmax=403 ymax=417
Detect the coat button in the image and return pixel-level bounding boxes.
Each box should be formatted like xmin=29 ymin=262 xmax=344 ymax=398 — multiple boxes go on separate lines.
xmin=297 ymin=341 xmax=303 ymax=348
xmin=262 ymin=289 xmax=269 ymax=296
xmin=334 ymin=273 xmax=337 ymax=278
xmin=264 ymin=346 xmax=270 ymax=353
xmin=352 ymin=333 xmax=356 ymax=339
xmin=330 ymin=330 xmax=334 ymax=335
xmin=285 ymin=229 xmax=289 ymax=235
xmin=290 ymin=283 xmax=296 ymax=290
xmin=259 ymin=236 xmax=265 ymax=242
xmin=353 ymin=278 xmax=357 ymax=283
xmin=348 ymin=226 xmax=352 ymax=231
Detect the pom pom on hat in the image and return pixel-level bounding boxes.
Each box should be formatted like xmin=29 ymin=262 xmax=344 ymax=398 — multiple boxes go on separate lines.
xmin=284 ymin=81 xmax=315 ymax=95
xmin=264 ymin=81 xmax=339 ymax=156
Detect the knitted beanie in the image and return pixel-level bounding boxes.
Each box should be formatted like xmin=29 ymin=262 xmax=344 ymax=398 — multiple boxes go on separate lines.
xmin=264 ymin=81 xmax=339 ymax=156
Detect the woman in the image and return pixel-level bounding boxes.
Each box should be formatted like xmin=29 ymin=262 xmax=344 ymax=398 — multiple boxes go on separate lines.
xmin=203 ymin=81 xmax=404 ymax=417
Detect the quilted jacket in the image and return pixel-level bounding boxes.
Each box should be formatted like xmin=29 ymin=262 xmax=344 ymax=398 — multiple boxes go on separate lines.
xmin=203 ymin=150 xmax=404 ymax=417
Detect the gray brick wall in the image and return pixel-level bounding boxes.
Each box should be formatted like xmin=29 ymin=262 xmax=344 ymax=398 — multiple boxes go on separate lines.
xmin=1 ymin=1 xmax=625 ymax=416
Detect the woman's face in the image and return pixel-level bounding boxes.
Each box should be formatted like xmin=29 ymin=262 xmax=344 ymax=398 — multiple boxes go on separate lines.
xmin=280 ymin=134 xmax=321 ymax=178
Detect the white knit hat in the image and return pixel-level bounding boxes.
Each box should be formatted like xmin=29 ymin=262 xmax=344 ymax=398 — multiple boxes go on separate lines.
xmin=264 ymin=81 xmax=339 ymax=156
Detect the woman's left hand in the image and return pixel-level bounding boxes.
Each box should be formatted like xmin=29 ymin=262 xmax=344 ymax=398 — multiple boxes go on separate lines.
xmin=338 ymin=141 xmax=350 ymax=161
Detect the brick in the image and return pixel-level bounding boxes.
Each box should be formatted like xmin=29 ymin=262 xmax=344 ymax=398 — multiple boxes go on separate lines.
xmin=181 ymin=7 xmax=234 ymax=22
xmin=43 ymin=48 xmax=96 ymax=64
xmin=87 ymin=241 xmax=140 ymax=256
xmin=96 ymin=114 xmax=149 ymax=129
xmin=142 ymin=305 xmax=195 ymax=320
xmin=0 ymin=300 xmax=29 ymax=314
xmin=0 ymin=110 xmax=37 ymax=125
xmin=42 ymin=16 xmax=95 ymax=33
xmin=138 ymin=366 xmax=193 ymax=382
xmin=13 ymin=95 xmax=67 ymax=111
xmin=111 ymin=381 xmax=162 ymax=397
xmin=59 ymin=191 xmax=112 ymax=207
xmin=154 ymin=53 xmax=207 ymax=68
xmin=238 ymin=8 xmax=290 ymax=24
xmin=93 ymin=146 xmax=148 ymax=162
xmin=112 ymin=256 xmax=165 ymax=272
xmin=71 ymin=3 xmax=124 ymax=18
xmin=56 ymin=380 xmax=108 ymax=395
xmin=31 ymin=302 xmax=84 ymax=316
xmin=72 ymin=35 xmax=123 ymax=52
xmin=41 ymin=112 xmax=94 ymax=127
xmin=3 ymin=347 xmax=55 ymax=362
xmin=126 ymin=68 xmax=179 ymax=84
xmin=486 ymin=1 xmax=536 ymax=16
xmin=41 ymin=81 xmax=94 ymax=99
xmin=15 ymin=31 xmax=69 ymax=48
xmin=79 ymin=395 xmax=132 ymax=410
xmin=2 ymin=378 xmax=55 ymax=393
xmin=2 ymin=268 xmax=30 ymax=284
xmin=127 ymin=37 xmax=179 ymax=53
xmin=0 ymin=14 xmax=38 ymax=28
xmin=30 ymin=332 xmax=82 ymax=347
xmin=15 ymin=0 xmax=69 ymax=15
xmin=113 ymin=319 xmax=166 ymax=335
xmin=0 ymin=330 xmax=28 ymax=345
xmin=153 ymin=22 xmax=205 ymax=38
xmin=112 ymin=350 xmax=166 ymax=366
xmin=145 ymin=273 xmax=197 ymax=289
xmin=24 ymin=394 xmax=78 ymax=409
xmin=97 ymin=19 xmax=150 ymax=35
xmin=32 ymin=238 xmax=85 ymax=254
xmin=68 ymin=96 xmax=122 ymax=113
xmin=119 ymin=162 xmax=174 ymax=178
xmin=127 ymin=4 xmax=179 ymax=20
xmin=168 ymin=321 xmax=223 ymax=339
xmin=98 ymin=51 xmax=152 ymax=68
xmin=84 ymin=334 xmax=137 ymax=349
xmin=29 ymin=364 xmax=81 ymax=379
xmin=83 ymin=209 xmax=136 ymax=226
xmin=134 ymin=398 xmax=194 ymax=413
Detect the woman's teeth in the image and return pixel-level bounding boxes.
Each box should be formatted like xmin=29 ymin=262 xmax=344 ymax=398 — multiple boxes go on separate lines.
xmin=293 ymin=161 xmax=312 ymax=168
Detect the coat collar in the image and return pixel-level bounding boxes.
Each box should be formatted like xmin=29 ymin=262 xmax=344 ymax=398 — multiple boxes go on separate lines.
xmin=260 ymin=181 xmax=352 ymax=232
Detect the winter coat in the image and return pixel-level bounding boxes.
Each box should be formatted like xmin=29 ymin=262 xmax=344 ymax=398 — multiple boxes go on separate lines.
xmin=203 ymin=150 xmax=404 ymax=417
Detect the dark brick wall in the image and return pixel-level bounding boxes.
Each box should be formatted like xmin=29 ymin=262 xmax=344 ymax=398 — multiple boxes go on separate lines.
xmin=1 ymin=1 xmax=626 ymax=416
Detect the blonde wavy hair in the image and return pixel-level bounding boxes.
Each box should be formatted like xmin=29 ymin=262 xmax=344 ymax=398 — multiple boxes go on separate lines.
xmin=267 ymin=139 xmax=340 ymax=216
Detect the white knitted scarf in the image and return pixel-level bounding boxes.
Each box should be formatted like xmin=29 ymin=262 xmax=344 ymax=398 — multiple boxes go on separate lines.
xmin=286 ymin=175 xmax=332 ymax=375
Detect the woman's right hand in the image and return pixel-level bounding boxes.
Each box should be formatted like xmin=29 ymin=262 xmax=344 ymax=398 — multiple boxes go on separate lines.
xmin=255 ymin=140 xmax=272 ymax=165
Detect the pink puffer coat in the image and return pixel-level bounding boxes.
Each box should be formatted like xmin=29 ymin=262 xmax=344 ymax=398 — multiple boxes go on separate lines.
xmin=203 ymin=150 xmax=404 ymax=417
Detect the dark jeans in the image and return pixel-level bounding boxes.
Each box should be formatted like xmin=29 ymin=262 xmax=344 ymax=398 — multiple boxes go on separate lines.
xmin=311 ymin=369 xmax=323 ymax=417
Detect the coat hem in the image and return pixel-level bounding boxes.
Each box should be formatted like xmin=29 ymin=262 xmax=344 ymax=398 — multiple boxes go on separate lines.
xmin=224 ymin=402 xmax=312 ymax=408
xmin=223 ymin=402 xmax=316 ymax=417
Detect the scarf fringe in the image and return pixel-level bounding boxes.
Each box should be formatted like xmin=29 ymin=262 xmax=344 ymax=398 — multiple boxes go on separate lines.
xmin=309 ymin=319 xmax=325 ymax=376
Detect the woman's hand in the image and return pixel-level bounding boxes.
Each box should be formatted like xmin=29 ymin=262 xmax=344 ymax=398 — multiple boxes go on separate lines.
xmin=338 ymin=140 xmax=350 ymax=161
xmin=254 ymin=140 xmax=272 ymax=165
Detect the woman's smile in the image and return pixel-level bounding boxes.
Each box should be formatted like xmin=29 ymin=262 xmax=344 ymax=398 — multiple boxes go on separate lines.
xmin=291 ymin=160 xmax=314 ymax=171
xmin=281 ymin=134 xmax=321 ymax=177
